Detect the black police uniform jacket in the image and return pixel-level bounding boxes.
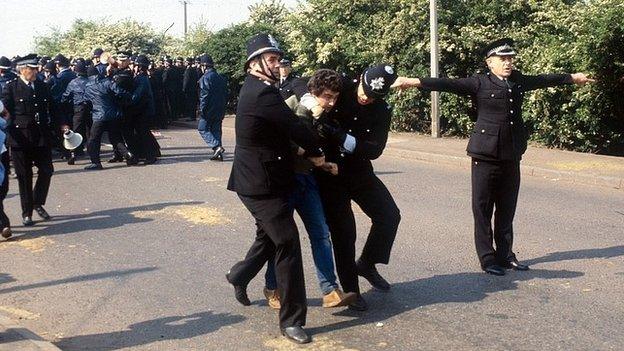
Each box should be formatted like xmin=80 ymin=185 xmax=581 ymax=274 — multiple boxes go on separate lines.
xmin=227 ymin=74 xmax=322 ymax=196
xmin=0 ymin=78 xmax=53 ymax=148
xmin=419 ymin=70 xmax=573 ymax=161
xmin=277 ymin=75 xmax=297 ymax=100
xmin=322 ymin=78 xmax=393 ymax=174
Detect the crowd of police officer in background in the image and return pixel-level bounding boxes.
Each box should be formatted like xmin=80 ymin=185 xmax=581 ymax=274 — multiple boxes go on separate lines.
xmin=0 ymin=48 xmax=229 ymax=234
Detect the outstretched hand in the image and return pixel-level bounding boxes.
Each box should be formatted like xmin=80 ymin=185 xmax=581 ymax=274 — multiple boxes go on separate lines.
xmin=390 ymin=76 xmax=421 ymax=90
xmin=571 ymin=73 xmax=596 ymax=85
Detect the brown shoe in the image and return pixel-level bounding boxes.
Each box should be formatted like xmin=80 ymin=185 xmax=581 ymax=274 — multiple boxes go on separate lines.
xmin=1 ymin=227 xmax=12 ymax=239
xmin=263 ymin=287 xmax=281 ymax=309
xmin=322 ymin=289 xmax=357 ymax=308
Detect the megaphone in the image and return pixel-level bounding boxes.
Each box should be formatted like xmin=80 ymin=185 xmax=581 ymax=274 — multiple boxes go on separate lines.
xmin=63 ymin=130 xmax=83 ymax=150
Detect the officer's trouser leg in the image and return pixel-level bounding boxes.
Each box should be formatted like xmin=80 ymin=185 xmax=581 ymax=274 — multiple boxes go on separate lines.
xmin=471 ymin=158 xmax=499 ymax=268
xmin=229 ymin=194 xmax=307 ymax=328
xmin=352 ymin=173 xmax=401 ymax=265
xmin=73 ymin=104 xmax=90 ymax=153
xmin=107 ymin=120 xmax=130 ymax=156
xmin=11 ymin=148 xmax=34 ymax=217
xmin=493 ymin=161 xmax=521 ymax=264
xmin=32 ymin=147 xmax=53 ymax=210
xmin=88 ymin=120 xmax=105 ymax=163
xmin=0 ymin=152 xmax=11 ymax=228
xmin=317 ymin=173 xmax=360 ymax=294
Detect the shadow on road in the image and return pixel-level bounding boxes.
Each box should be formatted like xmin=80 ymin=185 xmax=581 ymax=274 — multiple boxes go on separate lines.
xmin=0 ymin=273 xmax=15 ymax=286
xmin=55 ymin=311 xmax=245 ymax=350
xmin=308 ymin=267 xmax=583 ymax=335
xmin=0 ymin=267 xmax=157 ymax=294
xmin=524 ymin=245 xmax=624 ymax=265
xmin=8 ymin=201 xmax=203 ymax=240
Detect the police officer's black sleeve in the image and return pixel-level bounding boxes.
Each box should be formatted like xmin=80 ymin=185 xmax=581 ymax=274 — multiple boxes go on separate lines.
xmin=291 ymin=77 xmax=310 ymax=99
xmin=352 ymin=104 xmax=392 ymax=160
xmin=61 ymin=79 xmax=75 ymax=104
xmin=257 ymin=88 xmax=323 ymax=157
xmin=130 ymin=78 xmax=147 ymax=106
xmin=0 ymin=83 xmax=14 ymax=116
xmin=520 ymin=73 xmax=573 ymax=91
xmin=419 ymin=76 xmax=480 ymax=95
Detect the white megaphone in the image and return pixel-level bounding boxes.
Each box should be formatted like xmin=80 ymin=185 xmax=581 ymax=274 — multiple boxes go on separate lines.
xmin=63 ymin=130 xmax=83 ymax=150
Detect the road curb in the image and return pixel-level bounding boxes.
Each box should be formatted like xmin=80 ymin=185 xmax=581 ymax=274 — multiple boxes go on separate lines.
xmin=0 ymin=314 xmax=61 ymax=351
xmin=383 ymin=147 xmax=623 ymax=190
xmin=170 ymin=120 xmax=623 ymax=190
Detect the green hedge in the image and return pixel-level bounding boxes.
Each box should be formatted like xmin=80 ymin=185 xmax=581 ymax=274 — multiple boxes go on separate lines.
xmin=34 ymin=0 xmax=624 ymax=154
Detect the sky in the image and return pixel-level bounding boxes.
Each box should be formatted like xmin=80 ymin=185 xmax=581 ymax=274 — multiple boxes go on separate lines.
xmin=0 ymin=0 xmax=301 ymax=56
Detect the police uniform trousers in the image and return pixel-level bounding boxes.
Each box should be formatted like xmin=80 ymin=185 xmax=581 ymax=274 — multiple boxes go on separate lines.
xmin=125 ymin=112 xmax=159 ymax=161
xmin=315 ymin=169 xmax=400 ymax=294
xmin=87 ymin=120 xmax=130 ymax=164
xmin=184 ymin=91 xmax=198 ymax=120
xmin=0 ymin=152 xmax=11 ymax=228
xmin=72 ymin=103 xmax=92 ymax=154
xmin=227 ymin=194 xmax=307 ymax=328
xmin=11 ymin=146 xmax=54 ymax=218
xmin=471 ymin=158 xmax=520 ymax=268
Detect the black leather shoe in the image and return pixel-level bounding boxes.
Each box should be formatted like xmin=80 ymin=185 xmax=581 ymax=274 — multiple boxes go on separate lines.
xmin=281 ymin=326 xmax=311 ymax=344
xmin=504 ymin=260 xmax=530 ymax=271
xmin=84 ymin=163 xmax=103 ymax=170
xmin=144 ymin=158 xmax=157 ymax=165
xmin=1 ymin=227 xmax=12 ymax=239
xmin=356 ymin=259 xmax=390 ymax=291
xmin=107 ymin=155 xmax=124 ymax=163
xmin=125 ymin=152 xmax=138 ymax=166
xmin=348 ymin=294 xmax=368 ymax=311
xmin=483 ymin=264 xmax=506 ymax=276
xmin=22 ymin=216 xmax=34 ymax=226
xmin=225 ymin=273 xmax=250 ymax=306
xmin=210 ymin=146 xmax=225 ymax=161
xmin=35 ymin=206 xmax=51 ymax=220
xmin=67 ymin=153 xmax=76 ymax=165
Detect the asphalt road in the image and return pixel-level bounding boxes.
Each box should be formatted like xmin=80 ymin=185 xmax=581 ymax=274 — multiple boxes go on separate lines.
xmin=0 ymin=124 xmax=622 ymax=351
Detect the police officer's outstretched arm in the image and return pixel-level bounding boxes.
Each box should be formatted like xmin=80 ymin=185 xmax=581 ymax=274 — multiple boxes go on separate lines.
xmin=392 ymin=76 xmax=480 ymax=95
xmin=521 ymin=72 xmax=595 ymax=91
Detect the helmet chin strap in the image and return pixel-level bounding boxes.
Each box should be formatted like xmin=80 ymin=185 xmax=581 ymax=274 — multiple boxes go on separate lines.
xmin=253 ymin=55 xmax=279 ymax=82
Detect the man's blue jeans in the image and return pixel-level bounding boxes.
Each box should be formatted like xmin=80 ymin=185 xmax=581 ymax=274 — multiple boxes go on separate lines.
xmin=197 ymin=116 xmax=223 ymax=149
xmin=265 ymin=174 xmax=338 ymax=295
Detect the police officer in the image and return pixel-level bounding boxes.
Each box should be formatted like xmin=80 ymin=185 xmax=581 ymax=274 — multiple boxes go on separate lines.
xmin=277 ymin=58 xmax=296 ymax=99
xmin=0 ymin=56 xmax=17 ymax=91
xmin=83 ymin=61 xmax=133 ymax=170
xmin=391 ymin=38 xmax=595 ymax=275
xmin=0 ymin=54 xmax=54 ymax=226
xmin=225 ymin=33 xmax=324 ymax=344
xmin=148 ymin=60 xmax=167 ymax=129
xmin=61 ymin=61 xmax=91 ymax=162
xmin=128 ymin=55 xmax=159 ymax=164
xmin=182 ymin=57 xmax=199 ymax=121
xmin=162 ymin=57 xmax=183 ymax=121
xmin=111 ymin=52 xmax=138 ymax=165
xmin=311 ymin=64 xmax=401 ymax=311
xmin=51 ymin=54 xmax=77 ymax=130
xmin=197 ymin=54 xmax=228 ymax=161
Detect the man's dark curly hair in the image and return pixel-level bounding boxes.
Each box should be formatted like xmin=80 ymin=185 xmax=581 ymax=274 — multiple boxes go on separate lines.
xmin=307 ymin=69 xmax=343 ymax=96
